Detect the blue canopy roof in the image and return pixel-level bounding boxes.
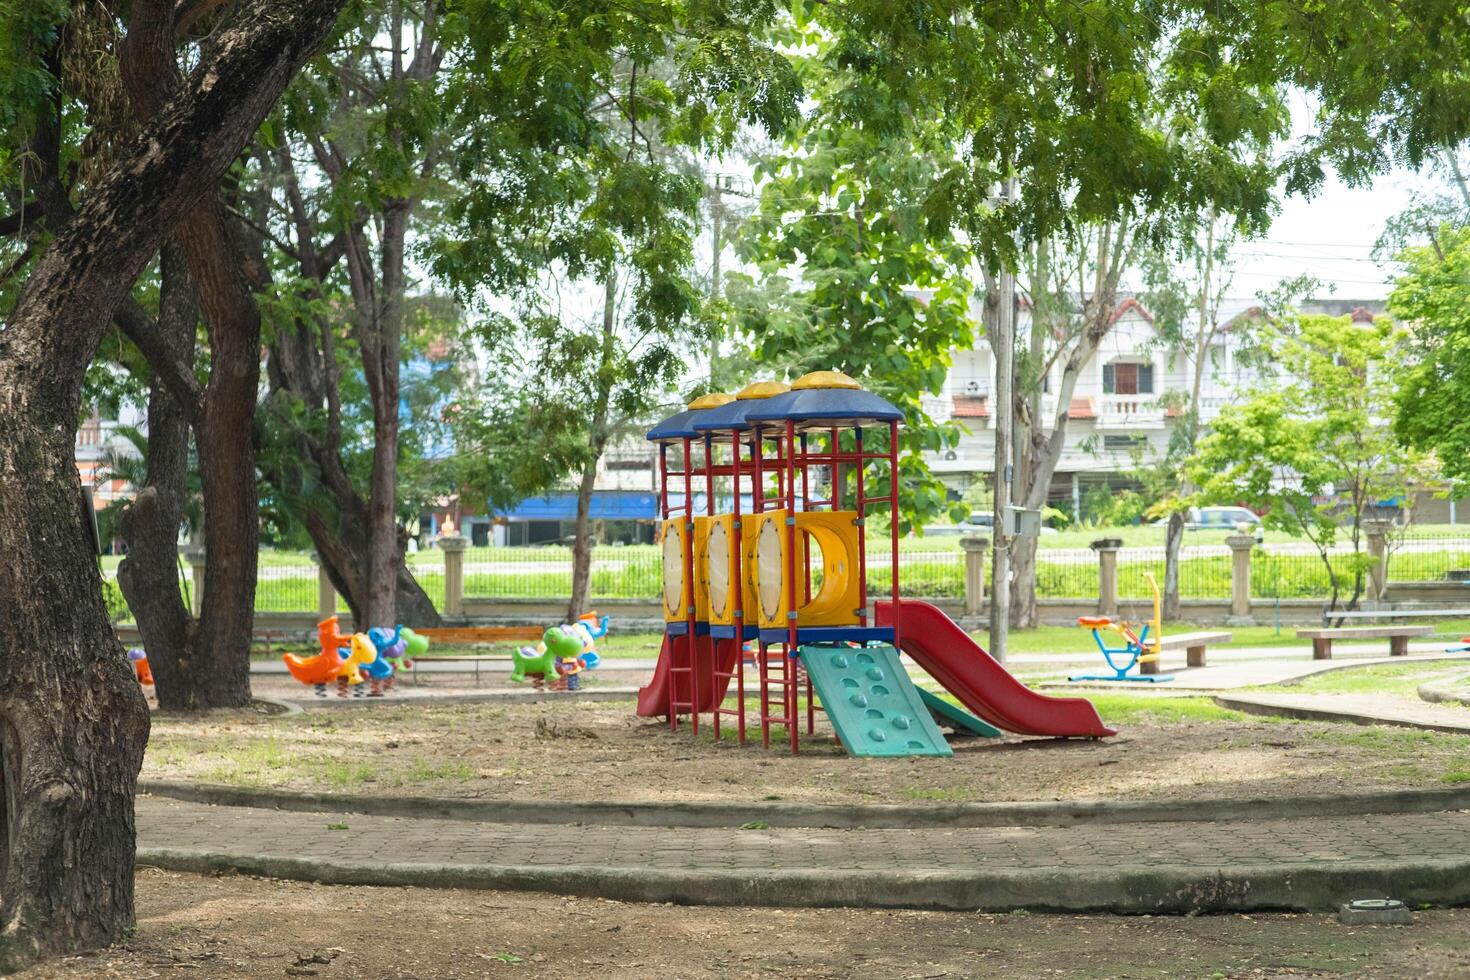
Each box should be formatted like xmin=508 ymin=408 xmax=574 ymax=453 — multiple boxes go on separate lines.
xmin=745 ymin=388 xmax=904 ymax=428
xmin=691 ymin=397 xmax=770 ymax=433
xmin=645 ymin=407 xmax=706 ymax=443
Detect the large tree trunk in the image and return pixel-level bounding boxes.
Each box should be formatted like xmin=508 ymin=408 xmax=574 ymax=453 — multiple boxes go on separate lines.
xmin=121 ymin=1 xmax=282 ymax=709
xmin=184 ymin=201 xmax=261 ymax=707
xmin=116 ymin=246 xmax=201 ymax=709
xmin=0 ymin=0 xmax=347 ymax=963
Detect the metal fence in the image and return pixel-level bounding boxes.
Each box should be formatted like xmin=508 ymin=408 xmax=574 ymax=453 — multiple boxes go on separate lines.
xmin=103 ymin=532 xmax=1470 ymax=617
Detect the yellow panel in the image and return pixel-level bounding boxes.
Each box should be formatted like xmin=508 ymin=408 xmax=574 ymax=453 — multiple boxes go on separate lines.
xmin=705 ymin=514 xmax=744 ymax=627
xmin=744 ymin=509 xmax=862 ymax=630
xmin=746 ymin=510 xmax=788 ymax=629
xmin=793 ymin=510 xmax=861 ymax=626
xmin=660 ymin=517 xmax=693 ymax=623
xmin=791 ymin=370 xmax=862 ymax=390
xmin=691 ymin=516 xmax=713 ymax=621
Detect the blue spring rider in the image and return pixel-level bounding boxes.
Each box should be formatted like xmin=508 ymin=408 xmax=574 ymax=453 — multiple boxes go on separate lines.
xmin=1069 ymin=572 xmax=1172 ymax=683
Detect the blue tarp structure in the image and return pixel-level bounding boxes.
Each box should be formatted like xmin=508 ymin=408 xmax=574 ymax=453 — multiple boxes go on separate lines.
xmin=492 ymin=491 xmax=662 ymax=522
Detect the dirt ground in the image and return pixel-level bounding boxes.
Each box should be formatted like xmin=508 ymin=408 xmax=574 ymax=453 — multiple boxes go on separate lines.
xmin=15 ymin=869 xmax=1470 ymax=980
xmin=142 ymin=698 xmax=1470 ymax=805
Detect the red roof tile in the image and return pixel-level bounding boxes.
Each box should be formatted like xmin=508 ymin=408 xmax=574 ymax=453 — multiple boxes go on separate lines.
xmin=953 ymin=395 xmax=989 ymax=418
xmin=1068 ymin=396 xmax=1096 ymax=419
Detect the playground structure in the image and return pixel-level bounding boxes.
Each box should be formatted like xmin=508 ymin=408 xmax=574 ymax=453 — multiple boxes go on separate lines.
xmin=1069 ymin=572 xmax=1173 ymax=683
xmin=636 ymin=370 xmax=1114 ymax=756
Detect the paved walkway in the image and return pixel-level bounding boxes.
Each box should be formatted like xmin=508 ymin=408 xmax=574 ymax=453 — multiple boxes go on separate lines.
xmin=1217 ymin=691 xmax=1470 ymax=734
xmin=138 ymin=795 xmax=1470 ymax=871
xmin=136 ymin=795 xmax=1470 ymax=912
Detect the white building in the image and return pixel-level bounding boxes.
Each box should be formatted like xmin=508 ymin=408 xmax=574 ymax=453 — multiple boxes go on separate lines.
xmin=924 ymin=296 xmax=1386 ymax=517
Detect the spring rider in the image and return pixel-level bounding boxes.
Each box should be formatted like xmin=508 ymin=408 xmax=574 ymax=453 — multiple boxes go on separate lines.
xmin=1069 ymin=572 xmax=1172 ymax=683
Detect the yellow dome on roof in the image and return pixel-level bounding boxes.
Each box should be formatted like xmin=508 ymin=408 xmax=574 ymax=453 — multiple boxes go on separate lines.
xmin=791 ymin=370 xmax=862 ymax=391
xmin=735 ymin=380 xmax=790 ymax=400
xmin=687 ymin=392 xmax=735 ymax=410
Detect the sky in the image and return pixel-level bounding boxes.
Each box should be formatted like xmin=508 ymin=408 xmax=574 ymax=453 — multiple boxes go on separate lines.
xmin=1222 ymin=167 xmax=1432 ymax=303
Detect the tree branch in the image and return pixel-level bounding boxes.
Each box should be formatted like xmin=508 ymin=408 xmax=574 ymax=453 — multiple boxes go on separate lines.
xmin=114 ymin=298 xmax=203 ymax=418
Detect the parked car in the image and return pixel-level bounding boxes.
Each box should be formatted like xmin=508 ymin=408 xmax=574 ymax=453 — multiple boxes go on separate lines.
xmin=1156 ymin=506 xmax=1263 ymax=542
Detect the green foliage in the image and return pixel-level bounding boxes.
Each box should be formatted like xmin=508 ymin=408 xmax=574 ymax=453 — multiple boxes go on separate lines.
xmin=100 ymin=576 xmax=130 ymax=623
xmin=1187 ymin=313 xmax=1434 ymax=608
xmin=432 ymin=1 xmax=802 ymax=516
xmin=1391 ymin=226 xmax=1470 ymax=488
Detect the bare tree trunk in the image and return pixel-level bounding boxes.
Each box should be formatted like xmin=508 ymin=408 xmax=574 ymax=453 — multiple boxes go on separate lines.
xmin=1162 ymin=510 xmax=1184 ymax=620
xmin=0 ymin=0 xmax=346 ymax=963
xmin=567 ymin=463 xmax=601 ymax=622
xmin=567 ymin=276 xmax=618 ymax=622
xmin=1011 ymin=533 xmax=1039 ymax=628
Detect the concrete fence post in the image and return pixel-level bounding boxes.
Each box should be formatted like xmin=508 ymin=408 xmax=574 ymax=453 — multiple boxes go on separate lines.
xmin=1364 ymin=519 xmax=1392 ymax=602
xmin=1226 ymin=533 xmax=1256 ymax=625
xmin=438 ymin=534 xmax=468 ymax=616
xmin=184 ymin=546 xmax=206 ymax=618
xmin=1090 ymin=538 xmax=1122 ymax=617
xmin=960 ymin=535 xmax=990 ymax=617
xmin=314 ymin=556 xmax=337 ymax=621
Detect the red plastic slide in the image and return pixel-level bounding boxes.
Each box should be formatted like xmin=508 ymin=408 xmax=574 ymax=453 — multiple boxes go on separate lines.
xmin=636 ymin=634 xmax=740 ymax=718
xmin=876 ymin=599 xmax=1116 ymax=738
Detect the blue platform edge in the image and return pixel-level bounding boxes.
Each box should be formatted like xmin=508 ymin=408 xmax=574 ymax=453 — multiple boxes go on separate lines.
xmin=800 ymin=644 xmax=952 ymax=757
xmin=758 ymin=626 xmax=894 ymax=645
xmin=709 ymin=624 xmax=760 ymax=640
xmin=664 ymin=621 xmax=712 ymax=637
xmin=1066 ymin=672 xmax=1174 ymax=683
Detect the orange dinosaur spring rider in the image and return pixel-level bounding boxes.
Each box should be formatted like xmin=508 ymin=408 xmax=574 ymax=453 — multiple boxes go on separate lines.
xmin=281 ymin=616 xmax=354 ymax=696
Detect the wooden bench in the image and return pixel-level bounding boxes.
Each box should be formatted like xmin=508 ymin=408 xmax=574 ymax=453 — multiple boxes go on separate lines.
xmin=417 ymin=626 xmax=545 ymax=645
xmin=1139 ymin=631 xmax=1232 ymax=675
xmin=1295 ymin=625 xmax=1432 ymax=659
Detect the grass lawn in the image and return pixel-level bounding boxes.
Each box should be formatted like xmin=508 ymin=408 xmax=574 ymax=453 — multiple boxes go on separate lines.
xmin=1258 ymin=661 xmax=1470 ymax=697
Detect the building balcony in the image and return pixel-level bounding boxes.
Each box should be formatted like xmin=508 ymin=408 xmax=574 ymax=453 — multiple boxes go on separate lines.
xmin=1097 ymin=394 xmax=1165 ymax=428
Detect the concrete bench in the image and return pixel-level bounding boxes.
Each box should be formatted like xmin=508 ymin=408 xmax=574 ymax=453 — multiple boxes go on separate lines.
xmin=1295 ymin=625 xmax=1433 ymax=660
xmin=1139 ymin=631 xmax=1232 ymax=675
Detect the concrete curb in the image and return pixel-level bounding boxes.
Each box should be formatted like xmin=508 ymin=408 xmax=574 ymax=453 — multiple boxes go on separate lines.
xmin=254 ymin=695 xmax=303 ymax=718
xmin=134 ymin=847 xmax=1470 ymax=914
xmin=137 ymin=780 xmax=1470 ymax=830
xmin=1419 ymin=675 xmax=1470 ymax=707
xmin=1214 ymin=694 xmax=1470 ymax=735
xmin=280 ymin=687 xmax=641 ymax=710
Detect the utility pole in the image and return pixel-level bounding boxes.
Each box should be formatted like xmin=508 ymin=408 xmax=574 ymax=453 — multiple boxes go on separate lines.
xmin=989 ymin=177 xmax=1018 ymax=664
xmin=708 ymin=175 xmax=724 ymax=386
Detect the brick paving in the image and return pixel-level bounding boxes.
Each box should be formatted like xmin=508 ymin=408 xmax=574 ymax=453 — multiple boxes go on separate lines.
xmin=137 ymin=796 xmax=1470 ymax=874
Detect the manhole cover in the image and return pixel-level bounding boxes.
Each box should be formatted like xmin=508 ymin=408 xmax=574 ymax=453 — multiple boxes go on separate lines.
xmin=1347 ymin=899 xmax=1405 ymax=912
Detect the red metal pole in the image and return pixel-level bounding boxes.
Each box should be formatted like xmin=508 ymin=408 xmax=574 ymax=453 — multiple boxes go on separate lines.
xmin=786 ymin=418 xmax=799 ymax=754
xmin=683 ymin=436 xmax=697 ymax=736
xmin=855 ymin=427 xmax=868 ymax=627
xmin=753 ymin=424 xmax=769 ymax=748
xmin=731 ymin=429 xmax=746 ymax=744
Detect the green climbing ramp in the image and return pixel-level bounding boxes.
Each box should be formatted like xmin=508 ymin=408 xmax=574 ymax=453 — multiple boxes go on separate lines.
xmin=918 ymin=688 xmax=1003 ymax=738
xmin=801 ymin=645 xmax=953 ymax=757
